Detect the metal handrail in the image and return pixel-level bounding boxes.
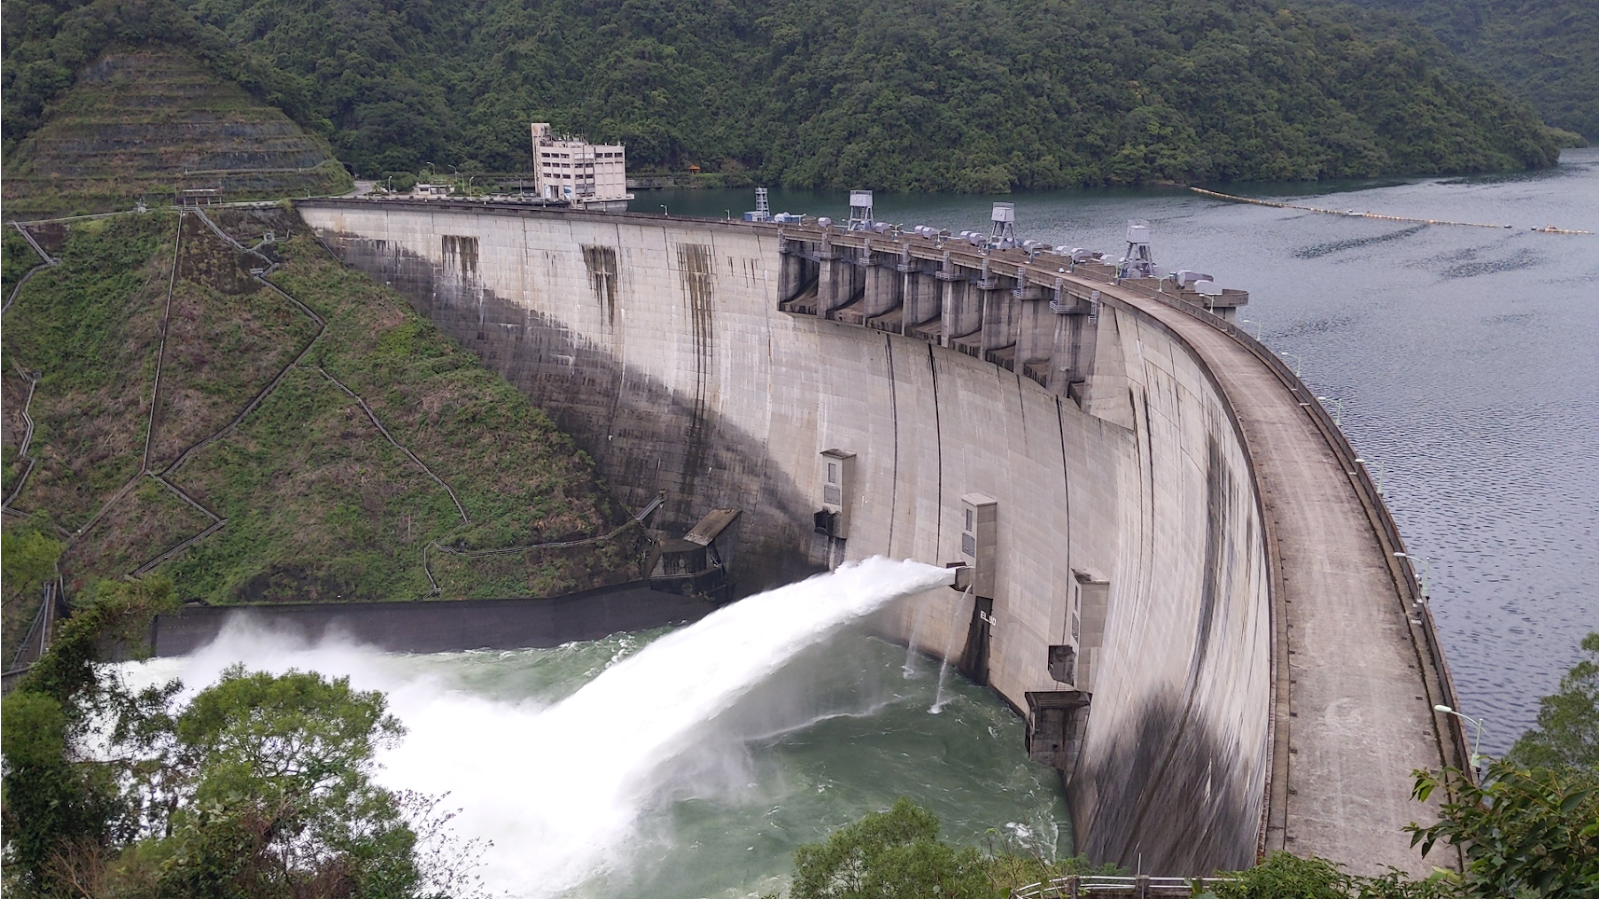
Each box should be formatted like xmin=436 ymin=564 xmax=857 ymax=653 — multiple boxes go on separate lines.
xmin=1013 ymin=874 xmax=1231 ymax=898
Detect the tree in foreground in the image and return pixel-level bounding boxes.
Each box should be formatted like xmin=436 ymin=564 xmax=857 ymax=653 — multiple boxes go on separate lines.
xmin=788 ymin=798 xmax=1116 ymax=899
xmin=1 ymin=576 xmax=482 ymax=899
xmin=791 ymin=799 xmax=991 ymax=899
xmin=1407 ymin=761 xmax=1598 ymax=898
xmin=1201 ymin=852 xmax=1458 ymax=899
xmin=1403 ymin=633 xmax=1599 ymax=899
xmin=1506 ymin=633 xmax=1597 ymax=775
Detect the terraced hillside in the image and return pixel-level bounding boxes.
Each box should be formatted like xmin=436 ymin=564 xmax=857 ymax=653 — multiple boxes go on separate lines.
xmin=1 ymin=206 xmax=647 ymax=649
xmin=2 ymin=49 xmax=350 ymax=219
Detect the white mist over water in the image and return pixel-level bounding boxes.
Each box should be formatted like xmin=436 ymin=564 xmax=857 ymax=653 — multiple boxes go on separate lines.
xmin=130 ymin=557 xmax=954 ymax=897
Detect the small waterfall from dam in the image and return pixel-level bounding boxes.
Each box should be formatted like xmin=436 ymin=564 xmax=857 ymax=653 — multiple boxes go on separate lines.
xmin=123 ymin=557 xmax=1075 ymax=898
xmin=931 ymin=587 xmax=971 ymax=714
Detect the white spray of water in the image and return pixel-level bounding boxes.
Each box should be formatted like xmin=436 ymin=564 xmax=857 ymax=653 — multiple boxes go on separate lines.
xmin=931 ymin=586 xmax=971 ymax=714
xmin=902 ymin=595 xmax=932 ymax=679
xmin=136 ymin=557 xmax=952 ymax=897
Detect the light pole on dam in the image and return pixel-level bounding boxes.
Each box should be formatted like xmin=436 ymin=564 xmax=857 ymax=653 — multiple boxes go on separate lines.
xmin=297 ymin=197 xmax=1471 ymax=878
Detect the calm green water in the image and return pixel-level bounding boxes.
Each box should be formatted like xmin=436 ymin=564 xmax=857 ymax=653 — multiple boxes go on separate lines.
xmin=636 ymin=150 xmax=1600 ymax=753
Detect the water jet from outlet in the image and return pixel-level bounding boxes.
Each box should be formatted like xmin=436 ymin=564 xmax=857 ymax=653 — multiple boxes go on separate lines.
xmin=136 ymin=556 xmax=953 ymax=897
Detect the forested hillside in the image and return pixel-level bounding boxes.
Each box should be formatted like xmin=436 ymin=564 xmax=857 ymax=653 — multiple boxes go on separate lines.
xmin=4 ymin=48 xmax=349 ymax=218
xmin=1342 ymin=0 xmax=1596 ymax=141
xmin=4 ymin=0 xmax=1564 ymax=192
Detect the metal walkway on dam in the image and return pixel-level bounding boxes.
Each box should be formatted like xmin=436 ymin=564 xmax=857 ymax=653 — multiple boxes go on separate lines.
xmin=298 ymin=199 xmax=1472 ymax=877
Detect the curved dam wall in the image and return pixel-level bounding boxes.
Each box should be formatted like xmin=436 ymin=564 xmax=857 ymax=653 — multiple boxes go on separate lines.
xmin=300 ymin=201 xmax=1272 ymax=873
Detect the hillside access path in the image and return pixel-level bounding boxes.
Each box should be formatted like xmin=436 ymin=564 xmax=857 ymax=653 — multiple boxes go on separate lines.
xmin=1102 ymin=284 xmax=1453 ymax=877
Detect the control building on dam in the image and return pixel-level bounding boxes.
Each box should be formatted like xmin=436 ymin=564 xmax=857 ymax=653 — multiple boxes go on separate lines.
xmin=298 ymin=198 xmax=1472 ymax=877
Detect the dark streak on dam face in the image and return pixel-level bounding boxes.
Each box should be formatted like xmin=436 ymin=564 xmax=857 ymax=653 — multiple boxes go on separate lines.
xmin=676 ymin=242 xmax=716 ymax=501
xmin=582 ymin=245 xmax=619 ymax=325
xmin=337 ymin=228 xmax=825 ymax=593
xmin=301 ymin=202 xmax=1274 ymax=875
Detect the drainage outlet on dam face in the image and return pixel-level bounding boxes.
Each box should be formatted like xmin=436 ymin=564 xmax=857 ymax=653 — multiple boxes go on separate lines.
xmin=815 ymin=449 xmax=856 ymax=541
xmin=958 ymin=493 xmax=998 ymax=599
xmin=946 ymin=563 xmax=973 ymax=593
xmin=1026 ymin=689 xmax=1092 ymax=777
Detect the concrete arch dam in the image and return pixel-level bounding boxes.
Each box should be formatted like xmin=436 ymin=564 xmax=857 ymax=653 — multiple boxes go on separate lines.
xmin=299 ymin=199 xmax=1469 ymax=877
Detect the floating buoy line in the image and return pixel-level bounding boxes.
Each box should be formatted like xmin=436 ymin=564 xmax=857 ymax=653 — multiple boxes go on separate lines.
xmin=1189 ymin=186 xmax=1595 ymax=235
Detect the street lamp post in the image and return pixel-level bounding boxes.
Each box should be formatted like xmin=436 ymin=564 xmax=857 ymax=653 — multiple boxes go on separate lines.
xmin=1433 ymin=704 xmax=1487 ymax=772
xmin=660 ymin=205 xmax=669 ymax=217
xmin=1241 ymin=318 xmax=1262 ymax=341
xmin=1279 ymin=351 xmax=1302 ymax=377
xmin=1354 ymin=457 xmax=1386 ymax=494
xmin=1393 ymin=551 xmax=1432 ymax=602
xmin=1316 ymin=395 xmax=1343 ymax=427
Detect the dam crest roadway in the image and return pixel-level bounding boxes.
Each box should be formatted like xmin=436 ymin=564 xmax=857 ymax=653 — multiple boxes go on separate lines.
xmin=298 ymin=197 xmax=1472 ymax=878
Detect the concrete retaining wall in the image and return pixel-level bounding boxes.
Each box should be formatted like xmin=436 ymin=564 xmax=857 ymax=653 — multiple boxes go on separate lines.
xmin=145 ymin=583 xmax=714 ymax=657
xmin=300 ymin=201 xmax=1271 ymax=873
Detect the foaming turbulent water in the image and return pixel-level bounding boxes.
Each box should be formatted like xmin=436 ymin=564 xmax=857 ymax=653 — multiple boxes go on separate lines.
xmin=125 ymin=558 xmax=1069 ymax=898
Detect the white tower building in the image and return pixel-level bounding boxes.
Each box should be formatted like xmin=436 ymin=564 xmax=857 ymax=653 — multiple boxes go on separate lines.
xmin=531 ymin=123 xmax=634 ymax=211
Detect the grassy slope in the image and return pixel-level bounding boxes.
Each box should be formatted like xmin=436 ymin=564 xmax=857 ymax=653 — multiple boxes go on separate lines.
xmin=1 ymin=216 xmax=172 ymax=528
xmin=3 ymin=48 xmax=350 ymax=219
xmin=2 ymin=207 xmax=645 ymax=610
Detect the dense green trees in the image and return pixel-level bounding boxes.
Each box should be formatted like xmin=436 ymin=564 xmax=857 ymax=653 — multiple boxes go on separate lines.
xmin=0 ymin=0 xmax=326 ymax=156
xmin=1408 ymin=762 xmax=1597 ymax=899
xmin=787 ymin=798 xmax=1116 ymax=899
xmin=3 ymin=0 xmax=1566 ymax=191
xmin=1393 ymin=633 xmax=1600 ymax=898
xmin=0 ymin=576 xmax=471 ymax=898
xmin=1340 ymin=0 xmax=1597 ymax=141
xmin=209 ymin=0 xmax=1564 ymax=187
xmin=1506 ymin=632 xmax=1598 ymax=774
xmin=791 ymin=799 xmax=991 ymax=899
